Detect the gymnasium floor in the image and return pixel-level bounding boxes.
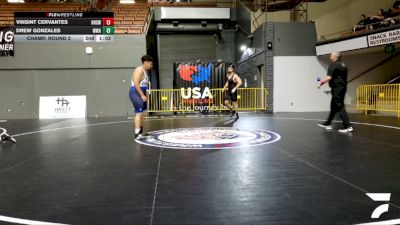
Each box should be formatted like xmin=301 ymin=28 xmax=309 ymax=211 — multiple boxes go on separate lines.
xmin=0 ymin=112 xmax=400 ymax=225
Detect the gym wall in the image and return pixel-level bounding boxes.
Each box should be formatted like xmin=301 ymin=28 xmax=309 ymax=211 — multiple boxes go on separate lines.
xmin=238 ymin=22 xmax=331 ymax=112
xmin=156 ymin=28 xmax=237 ymax=90
xmin=273 ymin=57 xmax=331 ymax=112
xmin=308 ymin=0 xmax=395 ymax=38
xmin=157 ymin=34 xmax=217 ymax=89
xmin=272 ymin=22 xmax=331 ymax=112
xmin=337 ymin=52 xmax=400 ymax=106
xmin=237 ymin=2 xmax=252 ymax=34
xmin=0 ymin=35 xmax=146 ymax=119
xmin=252 ymin=10 xmax=291 ymax=32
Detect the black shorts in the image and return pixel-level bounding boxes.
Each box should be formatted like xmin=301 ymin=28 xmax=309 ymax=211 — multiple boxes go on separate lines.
xmin=225 ymin=91 xmax=238 ymax=102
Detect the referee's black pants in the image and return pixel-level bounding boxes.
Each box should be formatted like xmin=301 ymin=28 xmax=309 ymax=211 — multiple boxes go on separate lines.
xmin=326 ymin=86 xmax=351 ymax=128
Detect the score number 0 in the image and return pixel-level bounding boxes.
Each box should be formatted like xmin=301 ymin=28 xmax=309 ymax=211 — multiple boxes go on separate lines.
xmin=102 ymin=18 xmax=114 ymax=26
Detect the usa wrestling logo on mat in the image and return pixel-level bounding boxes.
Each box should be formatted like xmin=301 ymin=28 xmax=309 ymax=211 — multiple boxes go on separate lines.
xmin=135 ymin=127 xmax=281 ymax=149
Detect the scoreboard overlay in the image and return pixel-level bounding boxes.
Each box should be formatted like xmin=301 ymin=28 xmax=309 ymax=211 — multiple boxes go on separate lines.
xmin=14 ymin=12 xmax=114 ymax=43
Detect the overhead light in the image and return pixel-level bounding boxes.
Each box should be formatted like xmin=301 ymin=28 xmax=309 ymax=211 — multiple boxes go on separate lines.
xmin=240 ymin=45 xmax=247 ymax=51
xmin=120 ymin=0 xmax=135 ymax=4
xmin=7 ymin=0 xmax=25 ymax=3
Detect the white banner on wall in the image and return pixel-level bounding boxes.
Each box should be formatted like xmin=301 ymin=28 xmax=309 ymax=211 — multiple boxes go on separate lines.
xmin=39 ymin=96 xmax=86 ymax=119
xmin=316 ymin=36 xmax=368 ymax=56
xmin=160 ymin=7 xmax=230 ymax=19
xmin=368 ymin=29 xmax=400 ymax=47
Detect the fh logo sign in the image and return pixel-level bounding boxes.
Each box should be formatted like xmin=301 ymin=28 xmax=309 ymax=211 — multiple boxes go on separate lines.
xmin=39 ymin=96 xmax=86 ymax=119
xmin=55 ymin=97 xmax=71 ymax=113
xmin=56 ymin=97 xmax=70 ymax=107
xmin=366 ymin=193 xmax=391 ymax=219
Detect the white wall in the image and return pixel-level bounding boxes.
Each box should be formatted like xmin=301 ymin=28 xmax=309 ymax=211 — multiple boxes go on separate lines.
xmin=273 ymin=56 xmax=331 ymax=112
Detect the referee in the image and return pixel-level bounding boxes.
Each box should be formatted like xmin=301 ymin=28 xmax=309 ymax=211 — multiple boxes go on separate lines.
xmin=318 ymin=52 xmax=354 ymax=133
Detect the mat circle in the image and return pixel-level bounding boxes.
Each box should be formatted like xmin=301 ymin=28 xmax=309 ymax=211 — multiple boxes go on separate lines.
xmin=135 ymin=127 xmax=281 ymax=149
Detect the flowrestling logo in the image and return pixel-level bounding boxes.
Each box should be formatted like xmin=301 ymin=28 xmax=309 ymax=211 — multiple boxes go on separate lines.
xmin=135 ymin=127 xmax=281 ymax=149
xmin=355 ymin=193 xmax=400 ymax=225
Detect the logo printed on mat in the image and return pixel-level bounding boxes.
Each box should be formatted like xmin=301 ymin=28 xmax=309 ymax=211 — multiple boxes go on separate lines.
xmin=135 ymin=127 xmax=281 ymax=149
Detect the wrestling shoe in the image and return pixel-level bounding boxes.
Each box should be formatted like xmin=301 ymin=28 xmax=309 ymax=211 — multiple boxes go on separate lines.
xmin=317 ymin=123 xmax=333 ymax=130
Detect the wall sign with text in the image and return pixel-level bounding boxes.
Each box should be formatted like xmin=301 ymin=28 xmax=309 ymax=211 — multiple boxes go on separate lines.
xmin=0 ymin=26 xmax=14 ymax=56
xmin=39 ymin=96 xmax=87 ymax=119
xmin=368 ymin=29 xmax=400 ymax=47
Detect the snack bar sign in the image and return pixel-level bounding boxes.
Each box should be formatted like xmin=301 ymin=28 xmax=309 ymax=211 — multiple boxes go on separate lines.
xmin=368 ymin=29 xmax=400 ymax=47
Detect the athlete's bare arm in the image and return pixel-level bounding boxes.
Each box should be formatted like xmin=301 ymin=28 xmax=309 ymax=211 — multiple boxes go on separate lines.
xmin=223 ymin=81 xmax=229 ymax=90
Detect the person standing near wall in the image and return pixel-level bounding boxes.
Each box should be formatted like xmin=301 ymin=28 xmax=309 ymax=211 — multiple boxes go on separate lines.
xmin=223 ymin=64 xmax=242 ymax=119
xmin=129 ymin=55 xmax=153 ymax=139
xmin=318 ymin=52 xmax=353 ymax=133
